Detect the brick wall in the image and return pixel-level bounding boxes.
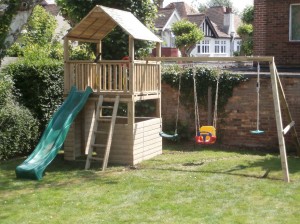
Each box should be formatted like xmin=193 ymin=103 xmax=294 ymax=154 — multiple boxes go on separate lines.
xmin=253 ymin=0 xmax=300 ymax=67
xmin=162 ymin=75 xmax=300 ymax=151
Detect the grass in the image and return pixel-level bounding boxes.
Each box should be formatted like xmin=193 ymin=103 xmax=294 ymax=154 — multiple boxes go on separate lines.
xmin=1 ymin=142 xmax=300 ymax=224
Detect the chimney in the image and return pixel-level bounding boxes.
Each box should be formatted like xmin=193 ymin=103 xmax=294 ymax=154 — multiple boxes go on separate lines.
xmin=158 ymin=0 xmax=164 ymax=9
xmin=223 ymin=7 xmax=235 ymax=35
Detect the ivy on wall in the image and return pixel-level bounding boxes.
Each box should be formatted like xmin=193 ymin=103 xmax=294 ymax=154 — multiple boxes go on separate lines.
xmin=162 ymin=64 xmax=247 ymax=112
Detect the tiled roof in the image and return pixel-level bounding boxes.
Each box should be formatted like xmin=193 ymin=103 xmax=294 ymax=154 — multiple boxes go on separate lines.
xmin=186 ymin=14 xmax=205 ymax=27
xmin=205 ymin=6 xmax=241 ymax=38
xmin=164 ymin=1 xmax=199 ymax=18
xmin=155 ymin=8 xmax=176 ymax=29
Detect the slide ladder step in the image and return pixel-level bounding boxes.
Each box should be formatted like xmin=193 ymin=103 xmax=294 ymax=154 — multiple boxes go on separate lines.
xmin=85 ymin=95 xmax=119 ymax=171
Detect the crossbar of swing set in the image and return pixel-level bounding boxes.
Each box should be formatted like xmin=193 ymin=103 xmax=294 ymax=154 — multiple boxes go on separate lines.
xmin=146 ymin=56 xmax=275 ymax=63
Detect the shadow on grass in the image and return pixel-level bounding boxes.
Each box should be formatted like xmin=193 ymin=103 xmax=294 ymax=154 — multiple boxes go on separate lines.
xmin=153 ymin=141 xmax=300 ymax=182
xmin=0 ymin=153 xmax=119 ymax=191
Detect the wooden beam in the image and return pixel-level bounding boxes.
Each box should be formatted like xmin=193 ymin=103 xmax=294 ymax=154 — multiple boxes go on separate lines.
xmin=146 ymin=56 xmax=274 ymax=63
xmin=270 ymin=60 xmax=290 ymax=183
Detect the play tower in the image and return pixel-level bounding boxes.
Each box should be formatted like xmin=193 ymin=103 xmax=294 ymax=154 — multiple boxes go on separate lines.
xmin=63 ymin=5 xmax=163 ymax=167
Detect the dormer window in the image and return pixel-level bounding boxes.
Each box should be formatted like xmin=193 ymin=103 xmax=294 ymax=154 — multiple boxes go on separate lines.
xmin=289 ymin=4 xmax=300 ymax=41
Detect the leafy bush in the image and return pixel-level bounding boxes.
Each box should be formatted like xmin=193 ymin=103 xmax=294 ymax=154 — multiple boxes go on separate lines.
xmin=0 ymin=72 xmax=13 ymax=106
xmin=5 ymin=42 xmax=24 ymax=57
xmin=3 ymin=60 xmax=64 ymax=130
xmin=0 ymin=101 xmax=39 ymax=160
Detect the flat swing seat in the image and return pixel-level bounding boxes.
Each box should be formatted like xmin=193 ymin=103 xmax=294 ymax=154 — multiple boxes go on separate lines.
xmin=195 ymin=126 xmax=217 ymax=145
xmin=250 ymin=129 xmax=265 ymax=135
xmin=159 ymin=131 xmax=178 ymax=140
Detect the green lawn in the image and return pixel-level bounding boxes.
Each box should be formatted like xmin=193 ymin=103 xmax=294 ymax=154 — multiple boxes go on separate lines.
xmin=1 ymin=143 xmax=300 ymax=224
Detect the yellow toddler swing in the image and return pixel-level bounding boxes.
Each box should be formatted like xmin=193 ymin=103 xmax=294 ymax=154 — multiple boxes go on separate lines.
xmin=194 ymin=68 xmax=219 ymax=145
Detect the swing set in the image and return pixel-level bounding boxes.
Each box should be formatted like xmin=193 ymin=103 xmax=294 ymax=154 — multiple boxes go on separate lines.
xmin=160 ymin=61 xmax=267 ymax=144
xmin=149 ymin=56 xmax=300 ymax=182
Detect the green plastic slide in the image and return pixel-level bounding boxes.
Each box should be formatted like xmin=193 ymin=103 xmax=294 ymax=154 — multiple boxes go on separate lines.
xmin=16 ymin=86 xmax=93 ymax=180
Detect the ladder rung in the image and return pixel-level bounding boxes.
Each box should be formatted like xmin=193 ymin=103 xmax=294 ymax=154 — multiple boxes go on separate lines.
xmin=97 ymin=118 xmax=112 ymax=122
xmin=92 ymin=144 xmax=106 ymax=148
xmin=100 ymin=106 xmax=114 ymax=109
xmin=90 ymin=156 xmax=104 ymax=161
xmin=94 ymin=130 xmax=107 ymax=134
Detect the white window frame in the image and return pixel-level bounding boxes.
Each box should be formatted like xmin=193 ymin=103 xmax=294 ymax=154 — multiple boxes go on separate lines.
xmin=197 ymin=40 xmax=210 ymax=54
xmin=289 ymin=4 xmax=300 ymax=41
xmin=215 ymin=40 xmax=226 ymax=54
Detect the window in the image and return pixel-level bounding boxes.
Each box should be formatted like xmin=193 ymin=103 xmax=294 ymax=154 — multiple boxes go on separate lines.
xmin=197 ymin=40 xmax=210 ymax=53
xmin=215 ymin=40 xmax=226 ymax=53
xmin=236 ymin=40 xmax=241 ymax=52
xmin=290 ymin=4 xmax=300 ymax=41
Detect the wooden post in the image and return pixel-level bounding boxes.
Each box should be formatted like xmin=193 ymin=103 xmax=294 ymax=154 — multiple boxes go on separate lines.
xmin=208 ymin=86 xmax=212 ymax=125
xmin=96 ymin=41 xmax=102 ymax=61
xmin=156 ymin=42 xmax=162 ymax=119
xmin=64 ymin=37 xmax=70 ymax=94
xmin=129 ymin=36 xmax=134 ymax=94
xmin=128 ymin=36 xmax=135 ymax=125
xmin=270 ymin=60 xmax=290 ymax=182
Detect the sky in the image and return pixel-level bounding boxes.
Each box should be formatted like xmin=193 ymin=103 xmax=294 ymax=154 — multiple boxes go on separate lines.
xmin=46 ymin=0 xmax=253 ymax=13
xmin=163 ymin=0 xmax=254 ymax=13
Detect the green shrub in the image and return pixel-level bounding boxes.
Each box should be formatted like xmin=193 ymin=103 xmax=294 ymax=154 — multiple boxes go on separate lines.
xmin=0 ymin=102 xmax=39 ymax=160
xmin=0 ymin=72 xmax=13 ymax=106
xmin=3 ymin=60 xmax=64 ymax=130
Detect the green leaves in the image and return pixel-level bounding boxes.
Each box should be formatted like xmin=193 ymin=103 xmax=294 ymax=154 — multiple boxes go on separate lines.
xmin=171 ymin=20 xmax=204 ymax=57
xmin=0 ymin=101 xmax=39 ymax=160
xmin=4 ymin=60 xmax=64 ymax=130
xmin=162 ymin=65 xmax=247 ymax=111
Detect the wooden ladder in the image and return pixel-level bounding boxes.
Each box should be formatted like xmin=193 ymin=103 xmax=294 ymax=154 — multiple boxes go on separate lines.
xmin=85 ymin=95 xmax=119 ymax=171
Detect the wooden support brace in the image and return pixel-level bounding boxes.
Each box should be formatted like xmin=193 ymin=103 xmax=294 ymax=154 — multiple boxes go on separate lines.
xmin=283 ymin=121 xmax=295 ymax=135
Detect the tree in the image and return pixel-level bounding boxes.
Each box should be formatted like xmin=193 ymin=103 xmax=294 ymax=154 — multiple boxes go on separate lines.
xmin=237 ymin=6 xmax=254 ymax=56
xmin=6 ymin=5 xmax=62 ymax=61
xmin=0 ymin=0 xmax=43 ymax=60
xmin=171 ymin=19 xmax=204 ymax=57
xmin=241 ymin=5 xmax=254 ymax=24
xmin=56 ymin=0 xmax=157 ymax=59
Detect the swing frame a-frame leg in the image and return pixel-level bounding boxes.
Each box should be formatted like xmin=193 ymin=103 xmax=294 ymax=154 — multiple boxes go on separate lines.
xmin=270 ymin=60 xmax=290 ymax=182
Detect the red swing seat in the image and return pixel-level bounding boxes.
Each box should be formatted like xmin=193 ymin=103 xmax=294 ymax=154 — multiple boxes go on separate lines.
xmin=195 ymin=126 xmax=217 ymax=145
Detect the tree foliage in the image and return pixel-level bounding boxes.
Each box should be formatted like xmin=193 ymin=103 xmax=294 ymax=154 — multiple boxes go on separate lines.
xmin=22 ymin=5 xmax=57 ymax=46
xmin=171 ymin=19 xmax=204 ymax=57
xmin=56 ymin=0 xmax=158 ymax=59
xmin=0 ymin=0 xmax=43 ymax=60
xmin=237 ymin=6 xmax=254 ymax=56
xmin=241 ymin=5 xmax=254 ymax=24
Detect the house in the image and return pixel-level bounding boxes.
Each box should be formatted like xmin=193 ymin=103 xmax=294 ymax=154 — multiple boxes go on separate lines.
xmin=253 ymin=0 xmax=300 ymax=67
xmin=155 ymin=2 xmax=242 ymax=57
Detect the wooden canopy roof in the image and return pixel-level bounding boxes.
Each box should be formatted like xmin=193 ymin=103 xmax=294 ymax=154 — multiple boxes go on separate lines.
xmin=65 ymin=5 xmax=162 ymax=43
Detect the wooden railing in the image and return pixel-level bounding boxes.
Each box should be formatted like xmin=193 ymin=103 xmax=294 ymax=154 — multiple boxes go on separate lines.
xmin=64 ymin=60 xmax=160 ymax=95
